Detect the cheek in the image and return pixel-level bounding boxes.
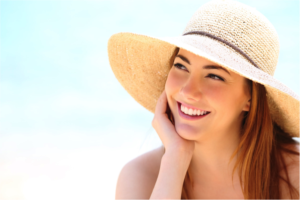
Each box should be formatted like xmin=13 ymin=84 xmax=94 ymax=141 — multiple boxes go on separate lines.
xmin=165 ymin=69 xmax=187 ymax=114
xmin=203 ymin=83 xmax=225 ymax=104
xmin=165 ymin=69 xmax=185 ymax=95
xmin=204 ymin=83 xmax=239 ymax=116
xmin=208 ymin=84 xmax=247 ymax=117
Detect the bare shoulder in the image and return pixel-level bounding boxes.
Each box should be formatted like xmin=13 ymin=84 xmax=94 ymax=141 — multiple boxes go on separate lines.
xmin=279 ymin=143 xmax=300 ymax=199
xmin=115 ymin=145 xmax=165 ymax=199
xmin=280 ymin=143 xmax=299 ymax=172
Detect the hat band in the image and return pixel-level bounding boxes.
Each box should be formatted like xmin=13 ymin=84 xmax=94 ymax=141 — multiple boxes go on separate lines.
xmin=183 ymin=31 xmax=259 ymax=69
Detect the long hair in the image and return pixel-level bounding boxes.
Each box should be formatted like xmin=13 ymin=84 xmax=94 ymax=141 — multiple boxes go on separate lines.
xmin=179 ymin=81 xmax=299 ymax=199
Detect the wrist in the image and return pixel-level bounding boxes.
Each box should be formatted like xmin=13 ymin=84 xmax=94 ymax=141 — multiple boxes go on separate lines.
xmin=162 ymin=149 xmax=193 ymax=173
xmin=165 ymin=145 xmax=194 ymax=158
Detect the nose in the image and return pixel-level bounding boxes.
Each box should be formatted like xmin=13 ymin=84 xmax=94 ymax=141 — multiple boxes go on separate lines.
xmin=179 ymin=75 xmax=202 ymax=101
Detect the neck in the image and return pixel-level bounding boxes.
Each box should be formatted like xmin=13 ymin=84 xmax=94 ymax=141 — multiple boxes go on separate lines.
xmin=188 ymin=127 xmax=242 ymax=187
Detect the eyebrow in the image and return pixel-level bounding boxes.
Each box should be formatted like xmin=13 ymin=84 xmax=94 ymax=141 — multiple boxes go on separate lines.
xmin=203 ymin=65 xmax=231 ymax=75
xmin=176 ymin=54 xmax=231 ymax=75
xmin=176 ymin=54 xmax=190 ymax=65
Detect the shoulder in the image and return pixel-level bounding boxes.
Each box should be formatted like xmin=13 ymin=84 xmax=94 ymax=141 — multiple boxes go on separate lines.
xmin=279 ymin=143 xmax=299 ymax=199
xmin=115 ymin=145 xmax=165 ymax=199
xmin=280 ymin=143 xmax=299 ymax=174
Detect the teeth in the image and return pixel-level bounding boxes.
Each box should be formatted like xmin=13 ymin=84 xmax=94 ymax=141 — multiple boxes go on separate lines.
xmin=184 ymin=107 xmax=188 ymax=113
xmin=180 ymin=104 xmax=208 ymax=116
xmin=193 ymin=109 xmax=197 ymax=115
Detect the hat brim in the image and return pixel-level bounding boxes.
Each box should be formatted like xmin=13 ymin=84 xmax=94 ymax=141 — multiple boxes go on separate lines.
xmin=107 ymin=32 xmax=299 ymax=137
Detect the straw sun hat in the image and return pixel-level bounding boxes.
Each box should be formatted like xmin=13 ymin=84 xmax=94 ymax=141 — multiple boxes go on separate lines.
xmin=107 ymin=0 xmax=299 ymax=137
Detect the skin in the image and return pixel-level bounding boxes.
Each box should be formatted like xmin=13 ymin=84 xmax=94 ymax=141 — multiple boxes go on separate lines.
xmin=116 ymin=48 xmax=299 ymax=199
xmin=152 ymin=48 xmax=251 ymax=198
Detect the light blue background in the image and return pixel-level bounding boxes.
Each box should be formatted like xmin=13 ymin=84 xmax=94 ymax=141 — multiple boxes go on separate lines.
xmin=1 ymin=0 xmax=299 ymax=199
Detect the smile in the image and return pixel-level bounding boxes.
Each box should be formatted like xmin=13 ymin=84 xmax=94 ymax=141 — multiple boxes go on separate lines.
xmin=177 ymin=102 xmax=210 ymax=120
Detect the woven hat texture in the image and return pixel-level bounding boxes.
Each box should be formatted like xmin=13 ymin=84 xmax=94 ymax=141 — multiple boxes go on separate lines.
xmin=107 ymin=0 xmax=299 ymax=137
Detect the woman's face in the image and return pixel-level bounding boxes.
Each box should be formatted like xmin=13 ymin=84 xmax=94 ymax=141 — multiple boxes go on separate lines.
xmin=165 ymin=48 xmax=251 ymax=141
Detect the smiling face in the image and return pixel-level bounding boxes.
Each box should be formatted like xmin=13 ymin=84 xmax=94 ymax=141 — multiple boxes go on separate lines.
xmin=165 ymin=48 xmax=251 ymax=142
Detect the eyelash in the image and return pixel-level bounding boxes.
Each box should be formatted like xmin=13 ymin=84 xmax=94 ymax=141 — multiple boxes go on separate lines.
xmin=173 ymin=63 xmax=225 ymax=81
xmin=174 ymin=63 xmax=187 ymax=71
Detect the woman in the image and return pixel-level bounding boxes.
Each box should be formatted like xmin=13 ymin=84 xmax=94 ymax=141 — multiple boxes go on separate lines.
xmin=108 ymin=0 xmax=299 ymax=199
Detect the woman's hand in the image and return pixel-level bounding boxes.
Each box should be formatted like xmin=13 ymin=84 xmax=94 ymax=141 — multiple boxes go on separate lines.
xmin=150 ymin=90 xmax=194 ymax=199
xmin=152 ymin=90 xmax=195 ymax=155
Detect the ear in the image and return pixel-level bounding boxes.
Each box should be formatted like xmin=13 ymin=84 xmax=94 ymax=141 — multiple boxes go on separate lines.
xmin=243 ymin=99 xmax=251 ymax=111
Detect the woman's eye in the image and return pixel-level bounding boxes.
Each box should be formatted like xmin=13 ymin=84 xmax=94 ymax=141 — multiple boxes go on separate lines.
xmin=207 ymin=74 xmax=224 ymax=81
xmin=174 ymin=63 xmax=188 ymax=71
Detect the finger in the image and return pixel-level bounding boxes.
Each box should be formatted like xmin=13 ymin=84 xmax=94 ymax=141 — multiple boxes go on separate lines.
xmin=155 ymin=90 xmax=168 ymax=114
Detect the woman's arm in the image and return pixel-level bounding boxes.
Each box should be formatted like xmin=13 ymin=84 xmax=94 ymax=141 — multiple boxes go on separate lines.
xmin=116 ymin=90 xmax=194 ymax=199
xmin=150 ymin=149 xmax=192 ymax=199
xmin=149 ymin=90 xmax=195 ymax=199
xmin=115 ymin=146 xmax=192 ymax=199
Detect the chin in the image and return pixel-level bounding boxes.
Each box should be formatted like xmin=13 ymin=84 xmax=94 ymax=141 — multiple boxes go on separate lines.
xmin=174 ymin=122 xmax=204 ymax=141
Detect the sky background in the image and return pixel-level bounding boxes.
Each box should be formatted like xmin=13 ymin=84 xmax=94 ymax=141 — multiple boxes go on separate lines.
xmin=1 ymin=0 xmax=299 ymax=199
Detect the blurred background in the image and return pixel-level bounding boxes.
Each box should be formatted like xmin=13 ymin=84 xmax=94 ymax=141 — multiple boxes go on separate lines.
xmin=1 ymin=0 xmax=299 ymax=199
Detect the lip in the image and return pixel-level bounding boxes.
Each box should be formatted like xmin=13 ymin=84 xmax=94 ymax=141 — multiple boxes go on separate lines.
xmin=177 ymin=102 xmax=210 ymax=121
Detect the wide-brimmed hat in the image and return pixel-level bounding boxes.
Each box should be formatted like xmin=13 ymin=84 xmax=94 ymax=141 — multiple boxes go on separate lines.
xmin=107 ymin=0 xmax=299 ymax=137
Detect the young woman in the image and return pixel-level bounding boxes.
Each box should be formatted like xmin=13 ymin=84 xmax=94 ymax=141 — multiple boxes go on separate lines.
xmin=108 ymin=0 xmax=299 ymax=199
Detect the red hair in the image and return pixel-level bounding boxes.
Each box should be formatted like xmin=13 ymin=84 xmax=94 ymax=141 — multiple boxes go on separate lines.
xmin=166 ymin=47 xmax=299 ymax=199
xmin=180 ymin=81 xmax=299 ymax=199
